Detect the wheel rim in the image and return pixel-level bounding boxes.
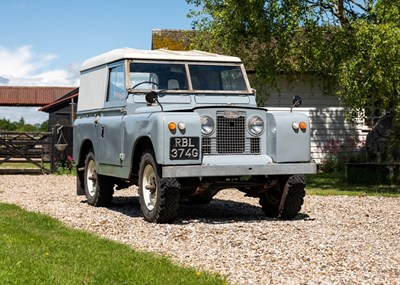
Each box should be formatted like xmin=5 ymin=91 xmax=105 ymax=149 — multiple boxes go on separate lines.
xmin=86 ymin=159 xmax=97 ymax=197
xmin=142 ymin=164 xmax=157 ymax=211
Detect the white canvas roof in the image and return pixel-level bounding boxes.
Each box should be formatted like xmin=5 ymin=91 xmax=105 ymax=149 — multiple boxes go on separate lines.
xmin=80 ymin=48 xmax=242 ymax=71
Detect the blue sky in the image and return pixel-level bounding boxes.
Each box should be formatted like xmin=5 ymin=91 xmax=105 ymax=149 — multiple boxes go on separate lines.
xmin=0 ymin=0 xmax=196 ymax=123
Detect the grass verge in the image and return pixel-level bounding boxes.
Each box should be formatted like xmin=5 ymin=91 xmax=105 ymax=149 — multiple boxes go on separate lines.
xmin=306 ymin=173 xmax=400 ymax=196
xmin=0 ymin=203 xmax=227 ymax=285
xmin=0 ymin=162 xmax=50 ymax=169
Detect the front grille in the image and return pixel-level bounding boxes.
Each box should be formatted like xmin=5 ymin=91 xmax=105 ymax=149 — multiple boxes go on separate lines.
xmin=250 ymin=138 xmax=260 ymax=154
xmin=202 ymin=137 xmax=211 ymax=154
xmin=201 ymin=111 xmax=261 ymax=155
xmin=217 ymin=115 xmax=245 ymax=153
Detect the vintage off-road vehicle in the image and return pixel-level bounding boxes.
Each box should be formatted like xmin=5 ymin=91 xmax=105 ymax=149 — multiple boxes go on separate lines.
xmin=73 ymin=48 xmax=316 ymax=223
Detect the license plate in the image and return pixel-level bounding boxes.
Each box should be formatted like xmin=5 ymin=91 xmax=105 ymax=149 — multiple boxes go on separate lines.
xmin=170 ymin=137 xmax=200 ymax=160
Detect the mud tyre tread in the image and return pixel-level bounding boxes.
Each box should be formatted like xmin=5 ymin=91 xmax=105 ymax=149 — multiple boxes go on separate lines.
xmin=138 ymin=150 xmax=180 ymax=223
xmin=259 ymin=175 xmax=306 ymax=220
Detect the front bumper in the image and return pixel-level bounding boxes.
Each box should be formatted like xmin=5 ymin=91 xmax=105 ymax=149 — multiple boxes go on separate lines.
xmin=162 ymin=162 xmax=317 ymax=178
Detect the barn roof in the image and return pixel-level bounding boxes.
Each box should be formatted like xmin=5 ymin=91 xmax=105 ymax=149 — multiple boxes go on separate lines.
xmin=39 ymin=87 xmax=79 ymax=113
xmin=0 ymin=86 xmax=77 ymax=106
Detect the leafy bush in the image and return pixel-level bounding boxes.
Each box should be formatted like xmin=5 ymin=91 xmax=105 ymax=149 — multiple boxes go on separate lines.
xmin=320 ymin=151 xmax=367 ymax=174
xmin=55 ymin=156 xmax=76 ymax=175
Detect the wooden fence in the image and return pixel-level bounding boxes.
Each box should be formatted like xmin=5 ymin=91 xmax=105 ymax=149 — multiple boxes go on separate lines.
xmin=0 ymin=131 xmax=54 ymax=174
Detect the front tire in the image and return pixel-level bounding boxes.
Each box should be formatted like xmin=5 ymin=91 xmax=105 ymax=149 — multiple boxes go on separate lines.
xmin=259 ymin=175 xmax=306 ymax=219
xmin=84 ymin=151 xmax=114 ymax=206
xmin=138 ymin=151 xmax=180 ymax=223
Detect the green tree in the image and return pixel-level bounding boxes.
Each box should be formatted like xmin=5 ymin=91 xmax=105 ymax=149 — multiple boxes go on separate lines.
xmin=338 ymin=2 xmax=400 ymax=118
xmin=0 ymin=118 xmax=15 ymax=131
xmin=187 ymin=0 xmax=400 ymax=160
xmin=0 ymin=118 xmax=49 ymax=132
xmin=39 ymin=120 xmax=49 ymax=131
xmin=186 ymin=0 xmax=400 ymax=114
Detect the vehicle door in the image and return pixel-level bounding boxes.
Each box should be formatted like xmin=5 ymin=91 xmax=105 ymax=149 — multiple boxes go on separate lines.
xmin=98 ymin=61 xmax=127 ymax=166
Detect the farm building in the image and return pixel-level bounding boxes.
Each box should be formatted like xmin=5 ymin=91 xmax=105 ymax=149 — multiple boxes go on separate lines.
xmin=39 ymin=87 xmax=79 ymax=161
xmin=0 ymin=86 xmax=77 ymax=173
xmin=39 ymin=87 xmax=78 ymax=129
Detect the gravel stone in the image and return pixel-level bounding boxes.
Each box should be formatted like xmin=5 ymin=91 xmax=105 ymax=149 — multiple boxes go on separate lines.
xmin=1 ymin=175 xmax=399 ymax=285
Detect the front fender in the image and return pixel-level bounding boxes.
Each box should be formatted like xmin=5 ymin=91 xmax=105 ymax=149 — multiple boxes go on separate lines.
xmin=265 ymin=112 xmax=311 ymax=162
xmin=124 ymin=112 xmax=202 ymax=166
xmin=153 ymin=112 xmax=202 ymax=165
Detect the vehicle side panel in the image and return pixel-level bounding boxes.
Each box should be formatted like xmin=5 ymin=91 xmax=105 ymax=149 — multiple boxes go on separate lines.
xmin=78 ymin=66 xmax=108 ymax=112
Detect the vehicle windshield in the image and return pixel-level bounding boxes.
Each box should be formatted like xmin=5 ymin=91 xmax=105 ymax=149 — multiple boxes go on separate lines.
xmin=188 ymin=65 xmax=247 ymax=91
xmin=129 ymin=62 xmax=248 ymax=92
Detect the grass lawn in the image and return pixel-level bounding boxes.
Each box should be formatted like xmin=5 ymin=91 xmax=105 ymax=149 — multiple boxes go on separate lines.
xmin=0 ymin=162 xmax=50 ymax=169
xmin=0 ymin=203 xmax=227 ymax=285
xmin=306 ymin=172 xmax=400 ymax=196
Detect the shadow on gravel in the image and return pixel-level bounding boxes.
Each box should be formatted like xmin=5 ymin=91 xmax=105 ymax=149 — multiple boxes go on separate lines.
xmin=80 ymin=195 xmax=143 ymax=218
xmin=83 ymin=194 xmax=313 ymax=224
xmin=177 ymin=200 xmax=313 ymax=224
xmin=176 ymin=198 xmax=266 ymax=224
xmin=109 ymin=195 xmax=143 ymax=218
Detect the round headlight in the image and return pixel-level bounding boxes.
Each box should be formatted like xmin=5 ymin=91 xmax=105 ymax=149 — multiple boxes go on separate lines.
xmin=200 ymin=115 xmax=215 ymax=135
xmin=248 ymin=116 xmax=264 ymax=135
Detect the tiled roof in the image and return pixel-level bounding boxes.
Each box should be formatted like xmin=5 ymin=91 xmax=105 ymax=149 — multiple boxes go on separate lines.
xmin=0 ymin=86 xmax=77 ymax=106
xmin=151 ymin=29 xmax=193 ymax=51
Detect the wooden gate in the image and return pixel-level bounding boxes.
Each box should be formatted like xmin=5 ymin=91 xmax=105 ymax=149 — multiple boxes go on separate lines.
xmin=0 ymin=131 xmax=54 ymax=174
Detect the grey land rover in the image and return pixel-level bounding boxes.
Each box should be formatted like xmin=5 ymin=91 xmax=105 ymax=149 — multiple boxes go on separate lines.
xmin=73 ymin=48 xmax=316 ymax=223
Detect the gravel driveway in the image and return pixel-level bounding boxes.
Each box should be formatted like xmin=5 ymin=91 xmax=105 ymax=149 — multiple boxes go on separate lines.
xmin=0 ymin=175 xmax=399 ymax=285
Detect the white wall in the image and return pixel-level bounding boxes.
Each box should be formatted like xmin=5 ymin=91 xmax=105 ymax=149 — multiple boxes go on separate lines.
xmin=251 ymin=75 xmax=370 ymax=163
xmin=266 ymin=107 xmax=369 ymax=163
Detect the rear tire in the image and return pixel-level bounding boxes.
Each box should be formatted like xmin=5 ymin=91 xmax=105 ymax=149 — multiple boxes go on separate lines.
xmin=259 ymin=175 xmax=305 ymax=219
xmin=76 ymin=168 xmax=85 ymax=195
xmin=138 ymin=150 xmax=180 ymax=223
xmin=84 ymin=151 xmax=114 ymax=206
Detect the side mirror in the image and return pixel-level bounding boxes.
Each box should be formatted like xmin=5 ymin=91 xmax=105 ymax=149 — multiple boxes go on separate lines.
xmin=145 ymin=90 xmax=164 ymax=111
xmin=145 ymin=91 xmax=158 ymax=104
xmin=291 ymin=96 xmax=302 ymax=113
xmin=292 ymin=95 xmax=302 ymax=107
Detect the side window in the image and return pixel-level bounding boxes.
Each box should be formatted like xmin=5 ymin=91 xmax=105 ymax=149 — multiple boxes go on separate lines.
xmin=107 ymin=65 xmax=126 ymax=101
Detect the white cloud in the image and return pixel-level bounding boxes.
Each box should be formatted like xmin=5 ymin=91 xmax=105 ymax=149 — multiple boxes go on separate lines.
xmin=0 ymin=46 xmax=37 ymax=77
xmin=0 ymin=45 xmax=80 ymax=123
xmin=0 ymin=45 xmax=79 ymax=86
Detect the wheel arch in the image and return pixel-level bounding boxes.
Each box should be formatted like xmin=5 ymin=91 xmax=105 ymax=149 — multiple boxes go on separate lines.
xmin=75 ymin=139 xmax=94 ymax=196
xmin=77 ymin=139 xmax=94 ymax=168
xmin=130 ymin=136 xmax=155 ymax=180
